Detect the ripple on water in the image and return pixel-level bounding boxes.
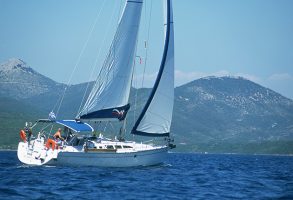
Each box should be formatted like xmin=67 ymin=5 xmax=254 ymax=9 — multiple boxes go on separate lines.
xmin=0 ymin=151 xmax=293 ymax=199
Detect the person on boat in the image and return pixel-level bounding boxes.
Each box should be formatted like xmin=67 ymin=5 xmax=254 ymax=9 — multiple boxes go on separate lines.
xmin=54 ymin=128 xmax=64 ymax=140
xmin=24 ymin=122 xmax=33 ymax=145
xmin=53 ymin=128 xmax=64 ymax=147
xmin=53 ymin=128 xmax=64 ymax=148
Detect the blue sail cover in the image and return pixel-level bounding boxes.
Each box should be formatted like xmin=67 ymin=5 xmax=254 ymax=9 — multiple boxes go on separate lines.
xmin=55 ymin=120 xmax=94 ymax=132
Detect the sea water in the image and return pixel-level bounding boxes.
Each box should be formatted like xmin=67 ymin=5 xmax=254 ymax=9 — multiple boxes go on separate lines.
xmin=0 ymin=151 xmax=292 ymax=199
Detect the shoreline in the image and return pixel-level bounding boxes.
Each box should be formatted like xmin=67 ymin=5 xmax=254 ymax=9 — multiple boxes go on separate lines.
xmin=1 ymin=149 xmax=292 ymax=156
xmin=0 ymin=149 xmax=17 ymax=151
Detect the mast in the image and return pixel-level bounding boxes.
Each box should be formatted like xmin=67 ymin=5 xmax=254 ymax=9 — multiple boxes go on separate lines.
xmin=77 ymin=0 xmax=143 ymax=121
xmin=132 ymin=0 xmax=174 ymax=137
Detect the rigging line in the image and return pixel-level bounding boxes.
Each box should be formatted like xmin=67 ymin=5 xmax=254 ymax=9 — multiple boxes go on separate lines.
xmin=54 ymin=0 xmax=106 ymax=118
xmin=51 ymin=89 xmax=65 ymax=113
xmin=132 ymin=0 xmax=152 ymax=123
xmin=80 ymin=1 xmax=128 ymax=115
xmin=141 ymin=0 xmax=153 ymax=88
xmin=132 ymin=56 xmax=138 ymax=127
xmin=117 ymin=0 xmax=123 ymax=25
xmin=80 ymin=2 xmax=123 ymax=112
xmin=40 ymin=123 xmax=53 ymax=133
xmin=76 ymin=0 xmax=121 ymax=117
xmin=131 ymin=0 xmax=152 ymax=133
xmin=128 ymin=1 xmax=144 ymax=127
xmin=132 ymin=0 xmax=172 ymax=134
xmin=129 ymin=1 xmax=148 ymax=137
xmin=49 ymin=124 xmax=54 ymax=136
xmin=144 ymin=0 xmax=147 ymax=32
xmin=132 ymin=0 xmax=148 ymax=123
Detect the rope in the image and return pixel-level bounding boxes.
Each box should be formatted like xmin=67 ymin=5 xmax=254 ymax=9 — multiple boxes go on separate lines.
xmin=54 ymin=0 xmax=107 ymax=118
xmin=133 ymin=60 xmax=138 ymax=126
xmin=131 ymin=0 xmax=153 ymax=140
xmin=133 ymin=0 xmax=153 ymax=118
xmin=141 ymin=0 xmax=153 ymax=88
xmin=76 ymin=0 xmax=122 ymax=117
xmin=117 ymin=0 xmax=123 ymax=25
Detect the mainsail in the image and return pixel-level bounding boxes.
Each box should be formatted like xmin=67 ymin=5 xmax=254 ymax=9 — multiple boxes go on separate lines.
xmin=78 ymin=0 xmax=143 ymax=121
xmin=132 ymin=0 xmax=174 ymax=136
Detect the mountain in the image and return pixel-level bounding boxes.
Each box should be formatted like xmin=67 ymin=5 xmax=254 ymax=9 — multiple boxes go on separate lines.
xmin=0 ymin=96 xmax=46 ymax=149
xmin=172 ymin=76 xmax=293 ymax=153
xmin=0 ymin=58 xmax=64 ymax=99
xmin=1 ymin=58 xmax=293 ymax=154
xmin=0 ymin=58 xmax=94 ymax=118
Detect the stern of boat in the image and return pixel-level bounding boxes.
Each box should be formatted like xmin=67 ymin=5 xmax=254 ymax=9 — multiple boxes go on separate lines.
xmin=17 ymin=139 xmax=58 ymax=166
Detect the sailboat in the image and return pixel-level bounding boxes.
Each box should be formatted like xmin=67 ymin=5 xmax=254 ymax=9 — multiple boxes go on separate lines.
xmin=17 ymin=0 xmax=175 ymax=167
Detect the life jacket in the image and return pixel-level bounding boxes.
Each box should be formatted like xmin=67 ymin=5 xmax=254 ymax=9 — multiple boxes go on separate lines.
xmin=19 ymin=130 xmax=27 ymax=142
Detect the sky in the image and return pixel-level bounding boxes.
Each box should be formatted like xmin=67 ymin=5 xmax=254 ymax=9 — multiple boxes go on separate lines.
xmin=0 ymin=0 xmax=293 ymax=99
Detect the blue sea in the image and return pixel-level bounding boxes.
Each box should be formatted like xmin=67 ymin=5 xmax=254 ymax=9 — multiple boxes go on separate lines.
xmin=0 ymin=151 xmax=292 ymax=199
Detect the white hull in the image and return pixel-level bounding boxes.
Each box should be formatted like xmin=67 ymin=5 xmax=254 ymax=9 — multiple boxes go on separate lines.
xmin=48 ymin=148 xmax=168 ymax=167
xmin=17 ymin=138 xmax=168 ymax=167
xmin=17 ymin=141 xmax=58 ymax=166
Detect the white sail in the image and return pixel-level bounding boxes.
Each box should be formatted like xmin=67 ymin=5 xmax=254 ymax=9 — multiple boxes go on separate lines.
xmin=78 ymin=0 xmax=143 ymax=121
xmin=132 ymin=0 xmax=174 ymax=136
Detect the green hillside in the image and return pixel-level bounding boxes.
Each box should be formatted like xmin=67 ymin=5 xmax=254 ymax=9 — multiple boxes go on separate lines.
xmin=0 ymin=97 xmax=45 ymax=149
xmin=1 ymin=76 xmax=293 ymax=154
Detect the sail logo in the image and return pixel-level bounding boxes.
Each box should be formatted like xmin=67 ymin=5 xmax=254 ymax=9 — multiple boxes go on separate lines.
xmin=112 ymin=109 xmax=125 ymax=119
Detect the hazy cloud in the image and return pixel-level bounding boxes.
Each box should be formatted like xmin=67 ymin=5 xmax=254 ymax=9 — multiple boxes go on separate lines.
xmin=133 ymin=70 xmax=293 ymax=99
xmin=132 ymin=72 xmax=157 ymax=88
xmin=234 ymin=73 xmax=262 ymax=83
xmin=134 ymin=70 xmax=264 ymax=87
xmin=268 ymin=73 xmax=293 ymax=81
xmin=174 ymin=70 xmax=262 ymax=86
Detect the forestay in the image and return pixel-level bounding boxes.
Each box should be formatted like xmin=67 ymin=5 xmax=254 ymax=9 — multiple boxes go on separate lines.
xmin=77 ymin=0 xmax=143 ymax=121
xmin=132 ymin=0 xmax=174 ymax=136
